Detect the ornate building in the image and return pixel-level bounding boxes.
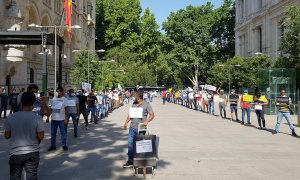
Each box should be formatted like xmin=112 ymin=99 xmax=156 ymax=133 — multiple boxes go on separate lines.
xmin=0 ymin=0 xmax=96 ymax=90
xmin=235 ymin=0 xmax=299 ymax=58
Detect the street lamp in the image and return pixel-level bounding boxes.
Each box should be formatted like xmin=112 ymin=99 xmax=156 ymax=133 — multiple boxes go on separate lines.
xmin=28 ymin=24 xmax=82 ymax=92
xmin=72 ymin=49 xmax=105 ymax=84
xmin=255 ymin=52 xmax=264 ymax=55
xmin=219 ymin=64 xmax=241 ymax=93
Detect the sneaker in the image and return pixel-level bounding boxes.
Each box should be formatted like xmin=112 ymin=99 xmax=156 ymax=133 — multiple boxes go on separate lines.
xmin=123 ymin=160 xmax=133 ymax=168
xmin=247 ymin=122 xmax=251 ymax=125
xmin=258 ymin=126 xmax=262 ymax=130
xmin=241 ymin=122 xmax=244 ymax=125
xmin=272 ymin=131 xmax=278 ymax=135
xmin=62 ymin=146 xmax=68 ymax=151
xmin=292 ymin=131 xmax=298 ymax=137
xmin=48 ymin=146 xmax=56 ymax=152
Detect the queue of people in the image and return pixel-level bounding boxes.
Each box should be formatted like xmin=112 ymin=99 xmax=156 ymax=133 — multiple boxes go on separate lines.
xmin=2 ymin=84 xmax=129 ymax=179
xmin=161 ymin=88 xmax=298 ymax=137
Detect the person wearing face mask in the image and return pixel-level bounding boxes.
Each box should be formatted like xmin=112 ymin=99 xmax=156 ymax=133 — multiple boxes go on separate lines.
xmin=27 ymin=84 xmax=50 ymax=118
xmin=76 ymin=90 xmax=89 ymax=128
xmin=0 ymin=88 xmax=9 ymax=119
xmin=66 ymin=89 xmax=80 ymax=137
xmin=123 ymin=90 xmax=155 ymax=168
xmin=274 ymin=89 xmax=297 ymax=137
xmin=48 ymin=87 xmax=69 ymax=151
xmin=86 ymin=91 xmax=98 ymax=124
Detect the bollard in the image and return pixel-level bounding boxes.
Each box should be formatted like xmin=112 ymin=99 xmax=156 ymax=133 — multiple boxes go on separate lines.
xmin=298 ymin=101 xmax=300 ymax=126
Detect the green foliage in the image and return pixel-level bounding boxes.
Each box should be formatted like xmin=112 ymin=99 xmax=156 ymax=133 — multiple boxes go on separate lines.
xmin=96 ymin=0 xmax=142 ymax=49
xmin=70 ymin=50 xmax=100 ymax=88
xmin=161 ymin=1 xmax=236 ymax=87
xmin=281 ymin=5 xmax=300 ymax=63
xmin=207 ymin=55 xmax=272 ymax=90
xmin=91 ymin=0 xmax=236 ymax=89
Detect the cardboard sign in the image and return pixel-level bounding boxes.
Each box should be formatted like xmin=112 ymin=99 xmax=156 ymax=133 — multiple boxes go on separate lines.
xmin=242 ymin=94 xmax=254 ymax=103
xmin=255 ymin=105 xmax=263 ymax=110
xmin=276 ymin=97 xmax=289 ymax=104
xmin=51 ymin=100 xmax=63 ymax=110
xmin=67 ymin=100 xmax=76 ymax=106
xmin=129 ymin=107 xmax=143 ymax=119
xmin=136 ymin=140 xmax=153 ymax=153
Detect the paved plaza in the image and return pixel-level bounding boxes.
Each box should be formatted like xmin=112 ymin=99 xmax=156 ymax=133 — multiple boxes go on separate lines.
xmin=1 ymin=98 xmax=300 ymax=180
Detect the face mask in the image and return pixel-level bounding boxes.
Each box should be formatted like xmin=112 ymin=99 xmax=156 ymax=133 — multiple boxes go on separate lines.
xmin=71 ymin=93 xmax=75 ymax=97
xmin=34 ymin=93 xmax=39 ymax=98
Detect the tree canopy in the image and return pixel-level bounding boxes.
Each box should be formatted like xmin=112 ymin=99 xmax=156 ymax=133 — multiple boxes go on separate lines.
xmin=72 ymin=0 xmax=237 ymax=90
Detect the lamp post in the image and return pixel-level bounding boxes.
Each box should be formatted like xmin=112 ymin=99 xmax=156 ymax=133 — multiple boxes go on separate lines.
xmin=219 ymin=64 xmax=241 ymax=93
xmin=28 ymin=24 xmax=81 ymax=92
xmin=73 ymin=49 xmax=105 ymax=84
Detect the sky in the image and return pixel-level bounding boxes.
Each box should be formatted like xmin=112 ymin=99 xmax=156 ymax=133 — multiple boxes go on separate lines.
xmin=140 ymin=0 xmax=224 ymax=28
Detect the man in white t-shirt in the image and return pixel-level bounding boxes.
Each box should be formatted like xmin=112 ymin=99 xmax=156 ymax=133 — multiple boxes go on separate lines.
xmin=48 ymin=87 xmax=69 ymax=151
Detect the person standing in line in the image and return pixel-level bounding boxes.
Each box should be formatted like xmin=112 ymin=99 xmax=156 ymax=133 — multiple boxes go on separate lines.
xmin=48 ymin=87 xmax=69 ymax=151
xmin=77 ymin=90 xmax=89 ymax=128
xmin=16 ymin=88 xmax=25 ymax=112
xmin=161 ymin=90 xmax=167 ymax=105
xmin=122 ymin=90 xmax=155 ymax=168
xmin=188 ymin=91 xmax=194 ymax=109
xmin=228 ymin=89 xmax=239 ymax=121
xmin=202 ymin=91 xmax=209 ymax=112
xmin=10 ymin=88 xmax=19 ymax=114
xmin=195 ymin=90 xmax=202 ymax=111
xmin=4 ymin=92 xmax=45 ymax=180
xmin=0 ymin=88 xmax=9 ymax=119
xmin=96 ymin=91 xmax=105 ymax=120
xmin=274 ymin=89 xmax=297 ymax=136
xmin=66 ymin=89 xmax=80 ymax=137
xmin=86 ymin=91 xmax=98 ymax=124
xmin=240 ymin=89 xmax=252 ymax=125
xmin=208 ymin=91 xmax=214 ymax=115
xmin=217 ymin=88 xmax=227 ymax=118
xmin=254 ymin=92 xmax=268 ymax=129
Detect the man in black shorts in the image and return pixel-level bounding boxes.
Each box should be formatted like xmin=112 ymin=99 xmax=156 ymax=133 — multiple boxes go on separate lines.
xmin=229 ymin=89 xmax=239 ymax=121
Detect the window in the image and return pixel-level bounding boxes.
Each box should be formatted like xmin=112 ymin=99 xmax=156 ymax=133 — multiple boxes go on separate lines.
xmin=55 ymin=0 xmax=61 ymax=13
xmin=30 ymin=68 xmax=35 ymax=83
xmin=257 ymin=26 xmax=262 ymax=53
xmin=258 ymin=0 xmax=263 ymax=10
xmin=240 ymin=0 xmax=244 ymax=18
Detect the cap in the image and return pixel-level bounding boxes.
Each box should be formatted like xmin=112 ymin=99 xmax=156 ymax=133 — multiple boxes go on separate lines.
xmin=243 ymin=89 xmax=249 ymax=93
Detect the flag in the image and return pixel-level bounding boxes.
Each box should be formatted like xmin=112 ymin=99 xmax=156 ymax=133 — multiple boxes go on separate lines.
xmin=64 ymin=0 xmax=72 ymax=39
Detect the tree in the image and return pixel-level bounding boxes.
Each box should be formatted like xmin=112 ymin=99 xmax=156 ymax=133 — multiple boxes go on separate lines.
xmin=160 ymin=1 xmax=236 ymax=88
xmin=139 ymin=8 xmax=162 ymax=64
xmin=211 ymin=0 xmax=236 ymax=61
xmin=95 ymin=0 xmax=142 ymax=49
xmin=207 ymin=55 xmax=272 ymax=91
xmin=70 ymin=51 xmax=100 ymax=88
xmin=281 ymin=5 xmax=300 ymax=66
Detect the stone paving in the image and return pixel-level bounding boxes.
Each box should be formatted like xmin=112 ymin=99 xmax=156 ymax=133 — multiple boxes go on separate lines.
xmin=1 ymin=98 xmax=300 ymax=179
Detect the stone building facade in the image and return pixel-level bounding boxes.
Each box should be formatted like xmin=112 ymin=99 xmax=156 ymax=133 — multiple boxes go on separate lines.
xmin=235 ymin=0 xmax=299 ymax=58
xmin=0 ymin=0 xmax=96 ymax=91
